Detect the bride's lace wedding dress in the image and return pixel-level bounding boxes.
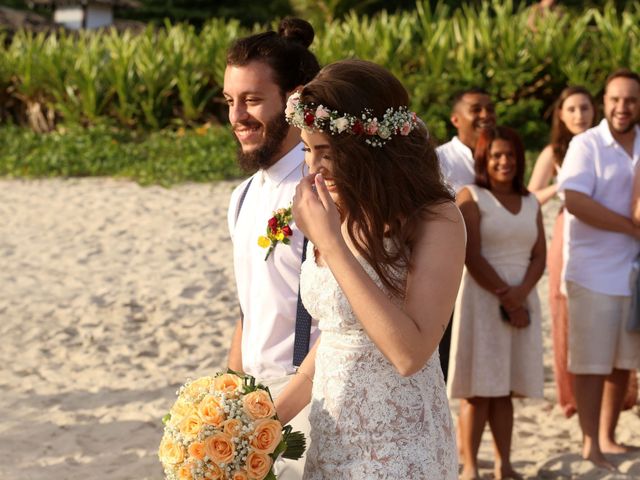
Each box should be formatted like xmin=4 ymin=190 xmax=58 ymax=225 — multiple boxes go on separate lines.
xmin=300 ymin=243 xmax=458 ymax=479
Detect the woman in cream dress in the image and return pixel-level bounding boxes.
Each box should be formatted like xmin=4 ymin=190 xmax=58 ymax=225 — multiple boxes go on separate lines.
xmin=449 ymin=126 xmax=545 ymax=480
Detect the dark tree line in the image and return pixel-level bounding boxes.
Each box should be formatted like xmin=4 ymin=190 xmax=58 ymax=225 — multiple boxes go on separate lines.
xmin=1 ymin=0 xmax=634 ymax=27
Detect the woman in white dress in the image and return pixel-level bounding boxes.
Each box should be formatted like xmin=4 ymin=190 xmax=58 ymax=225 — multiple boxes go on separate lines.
xmin=274 ymin=59 xmax=465 ymax=479
xmin=448 ymin=126 xmax=546 ymax=480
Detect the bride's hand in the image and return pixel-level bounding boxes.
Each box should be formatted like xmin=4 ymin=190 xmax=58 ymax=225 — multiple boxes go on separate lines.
xmin=293 ymin=173 xmax=343 ymax=253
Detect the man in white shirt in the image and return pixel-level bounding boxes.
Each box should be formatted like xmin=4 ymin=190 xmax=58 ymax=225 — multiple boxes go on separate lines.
xmin=436 ymin=88 xmax=496 ymax=381
xmin=437 ymin=88 xmax=497 ymax=194
xmin=223 ymin=18 xmax=321 ymax=478
xmin=558 ymin=69 xmax=640 ymax=470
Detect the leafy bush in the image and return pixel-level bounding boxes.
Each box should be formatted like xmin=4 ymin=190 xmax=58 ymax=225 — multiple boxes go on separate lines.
xmin=1 ymin=0 xmax=639 ymax=183
xmin=2 ymin=1 xmax=638 ymax=136
xmin=0 ymin=123 xmax=240 ymax=186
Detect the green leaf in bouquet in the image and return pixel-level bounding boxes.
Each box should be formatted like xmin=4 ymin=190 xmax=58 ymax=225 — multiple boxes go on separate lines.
xmin=162 ymin=413 xmax=171 ymax=425
xmin=263 ymin=471 xmax=277 ymax=480
xmin=271 ymin=440 xmax=287 ymax=460
xmin=224 ymin=367 xmax=243 ymax=377
xmin=245 ymin=374 xmax=256 ymax=389
xmin=281 ymin=426 xmax=307 ymax=461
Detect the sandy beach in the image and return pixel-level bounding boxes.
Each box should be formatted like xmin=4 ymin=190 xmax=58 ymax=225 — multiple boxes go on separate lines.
xmin=1 ymin=177 xmax=639 ymax=480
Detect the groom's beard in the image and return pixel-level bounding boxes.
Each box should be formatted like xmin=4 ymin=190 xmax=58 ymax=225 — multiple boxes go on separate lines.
xmin=236 ymin=114 xmax=290 ymax=173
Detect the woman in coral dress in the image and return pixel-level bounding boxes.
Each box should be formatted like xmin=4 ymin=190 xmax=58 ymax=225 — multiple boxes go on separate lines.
xmin=528 ymin=86 xmax=596 ymax=417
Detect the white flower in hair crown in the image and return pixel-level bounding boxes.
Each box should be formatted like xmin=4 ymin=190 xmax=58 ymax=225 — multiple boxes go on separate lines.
xmin=285 ymin=91 xmax=419 ymax=147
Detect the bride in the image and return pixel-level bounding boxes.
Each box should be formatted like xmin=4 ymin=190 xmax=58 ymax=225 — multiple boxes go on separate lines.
xmin=275 ymin=59 xmax=465 ymax=478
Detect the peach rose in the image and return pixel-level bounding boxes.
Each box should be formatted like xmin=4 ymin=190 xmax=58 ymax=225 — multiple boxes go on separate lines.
xmin=242 ymin=390 xmax=275 ymax=420
xmin=187 ymin=441 xmax=206 ymax=460
xmin=185 ymin=376 xmax=214 ymax=397
xmin=231 ymin=470 xmax=249 ymax=480
xmin=250 ymin=419 xmax=282 ymax=454
xmin=158 ymin=436 xmax=185 ymax=465
xmin=203 ymin=462 xmax=224 ymax=480
xmin=179 ymin=412 xmax=203 ymax=440
xmin=177 ymin=462 xmax=194 ymax=480
xmin=169 ymin=398 xmax=193 ymax=427
xmin=204 ymin=432 xmax=235 ymax=464
xmin=222 ymin=418 xmax=243 ymax=437
xmin=198 ymin=394 xmax=225 ymax=426
xmin=245 ymin=451 xmax=272 ymax=480
xmin=214 ymin=373 xmax=243 ymax=397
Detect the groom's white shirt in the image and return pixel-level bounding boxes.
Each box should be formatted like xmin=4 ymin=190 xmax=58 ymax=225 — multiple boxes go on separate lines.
xmin=227 ymin=143 xmax=320 ymax=379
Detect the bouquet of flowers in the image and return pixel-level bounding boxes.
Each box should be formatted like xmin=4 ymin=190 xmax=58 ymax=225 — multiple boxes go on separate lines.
xmin=158 ymin=371 xmax=305 ymax=480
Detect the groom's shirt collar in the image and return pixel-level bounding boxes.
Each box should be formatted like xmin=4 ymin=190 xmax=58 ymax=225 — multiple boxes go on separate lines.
xmin=260 ymin=143 xmax=304 ymax=187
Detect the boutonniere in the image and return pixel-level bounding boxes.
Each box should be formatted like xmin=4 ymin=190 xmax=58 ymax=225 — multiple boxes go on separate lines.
xmin=258 ymin=206 xmax=293 ymax=260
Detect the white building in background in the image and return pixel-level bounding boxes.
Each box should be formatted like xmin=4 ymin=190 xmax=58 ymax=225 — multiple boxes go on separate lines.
xmin=30 ymin=0 xmax=140 ymax=30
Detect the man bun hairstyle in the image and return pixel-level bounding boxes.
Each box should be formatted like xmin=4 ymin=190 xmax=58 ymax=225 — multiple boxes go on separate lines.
xmin=226 ymin=17 xmax=320 ymax=94
xmin=278 ymin=17 xmax=314 ymax=48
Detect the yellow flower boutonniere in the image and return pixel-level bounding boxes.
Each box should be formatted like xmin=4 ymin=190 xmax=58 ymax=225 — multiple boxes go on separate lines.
xmin=258 ymin=206 xmax=293 ymax=260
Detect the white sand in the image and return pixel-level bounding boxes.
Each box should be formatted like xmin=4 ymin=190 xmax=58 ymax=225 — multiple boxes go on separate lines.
xmin=0 ymin=178 xmax=638 ymax=479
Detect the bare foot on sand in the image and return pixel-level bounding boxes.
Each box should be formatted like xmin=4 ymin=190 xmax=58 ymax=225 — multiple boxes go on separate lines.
xmin=494 ymin=466 xmax=524 ymax=479
xmin=600 ymin=441 xmax=640 ymax=454
xmin=582 ymin=446 xmax=617 ymax=471
xmin=460 ymin=466 xmax=478 ymax=480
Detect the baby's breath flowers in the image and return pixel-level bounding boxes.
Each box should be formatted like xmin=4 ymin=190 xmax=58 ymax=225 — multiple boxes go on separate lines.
xmin=159 ymin=371 xmax=305 ymax=480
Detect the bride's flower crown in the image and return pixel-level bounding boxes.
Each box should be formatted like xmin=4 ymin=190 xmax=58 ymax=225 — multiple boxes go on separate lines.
xmin=285 ymin=92 xmax=419 ymax=147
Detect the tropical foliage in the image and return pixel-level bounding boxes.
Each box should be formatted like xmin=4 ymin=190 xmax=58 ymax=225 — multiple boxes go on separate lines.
xmin=0 ymin=0 xmax=638 ymax=184
xmin=0 ymin=123 xmax=240 ymax=185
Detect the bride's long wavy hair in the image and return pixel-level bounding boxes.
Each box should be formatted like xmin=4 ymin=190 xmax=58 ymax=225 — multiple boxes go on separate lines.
xmin=298 ymin=59 xmax=453 ymax=295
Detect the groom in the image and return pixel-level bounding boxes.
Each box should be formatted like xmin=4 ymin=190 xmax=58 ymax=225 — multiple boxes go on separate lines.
xmin=223 ymin=18 xmax=320 ymax=478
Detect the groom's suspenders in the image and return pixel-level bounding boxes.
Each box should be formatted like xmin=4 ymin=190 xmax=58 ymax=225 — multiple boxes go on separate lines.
xmin=235 ymin=177 xmax=312 ymax=368
xmin=292 ymin=237 xmax=311 ymax=367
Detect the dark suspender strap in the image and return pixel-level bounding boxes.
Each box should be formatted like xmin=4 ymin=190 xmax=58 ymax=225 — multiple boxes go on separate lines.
xmin=293 ymin=237 xmax=312 ymax=367
xmin=236 ymin=176 xmax=311 ymax=366
xmin=235 ymin=177 xmax=254 ymax=226
xmin=235 ymin=177 xmax=253 ymax=323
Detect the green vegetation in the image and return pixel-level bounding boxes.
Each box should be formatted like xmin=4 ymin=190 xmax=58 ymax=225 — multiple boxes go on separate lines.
xmin=0 ymin=0 xmax=639 ymax=184
xmin=0 ymin=123 xmax=240 ymax=186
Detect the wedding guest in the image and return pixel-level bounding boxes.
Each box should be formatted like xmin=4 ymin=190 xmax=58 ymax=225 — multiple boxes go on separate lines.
xmin=223 ymin=17 xmax=320 ymax=478
xmin=530 ymin=87 xmax=640 ymax=421
xmin=437 ymin=87 xmax=496 ymax=380
xmin=528 ymin=86 xmax=596 ymax=418
xmin=448 ymin=126 xmax=545 ymax=480
xmin=557 ymin=68 xmax=640 ymax=469
xmin=438 ymin=88 xmax=497 ymax=195
xmin=276 ymin=59 xmax=465 ymax=478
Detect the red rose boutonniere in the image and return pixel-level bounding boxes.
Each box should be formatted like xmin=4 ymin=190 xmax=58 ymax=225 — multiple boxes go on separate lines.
xmin=258 ymin=206 xmax=293 ymax=260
